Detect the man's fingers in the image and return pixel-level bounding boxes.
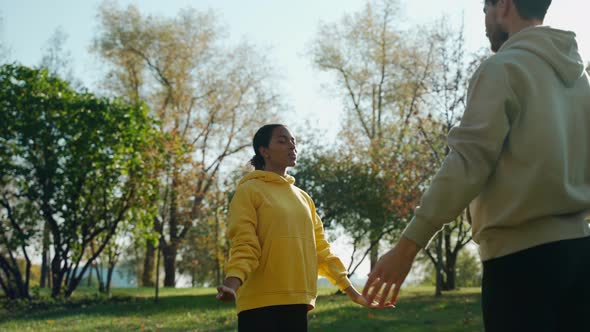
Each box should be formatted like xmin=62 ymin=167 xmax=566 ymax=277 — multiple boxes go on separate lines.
xmin=379 ymin=282 xmax=393 ymax=307
xmin=367 ymin=279 xmax=384 ymax=304
xmin=363 ymin=272 xmax=379 ymax=297
xmin=391 ymin=283 xmax=402 ymax=305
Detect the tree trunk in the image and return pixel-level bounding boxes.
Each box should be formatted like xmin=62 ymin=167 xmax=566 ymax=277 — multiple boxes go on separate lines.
xmin=105 ymin=247 xmax=118 ymax=295
xmin=434 ymin=234 xmax=443 ymax=297
xmin=51 ymin=251 xmax=63 ymax=298
xmin=0 ymin=256 xmax=29 ymax=300
xmin=162 ymin=243 xmax=177 ymax=287
xmin=40 ymin=222 xmax=51 ymax=288
xmin=435 ymin=268 xmax=443 ymax=297
xmin=0 ymin=272 xmax=16 ymax=299
xmin=155 ymin=238 xmax=161 ymax=303
xmin=87 ymin=266 xmax=93 ymax=287
xmin=142 ymin=240 xmax=156 ymax=287
xmin=161 ymin=173 xmax=179 ymax=288
xmin=95 ymin=264 xmax=105 ymax=293
xmin=369 ymin=226 xmax=380 ymax=270
xmin=106 ymin=264 xmax=115 ymax=295
xmin=370 ymin=244 xmax=379 ymax=271
xmin=444 ymin=265 xmax=456 ymax=291
xmin=443 ymin=255 xmax=457 ymax=291
xmin=215 ymin=212 xmax=221 ymax=286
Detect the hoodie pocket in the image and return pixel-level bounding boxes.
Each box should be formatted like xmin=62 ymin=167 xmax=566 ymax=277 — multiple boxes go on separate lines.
xmin=261 ymin=237 xmax=318 ymax=294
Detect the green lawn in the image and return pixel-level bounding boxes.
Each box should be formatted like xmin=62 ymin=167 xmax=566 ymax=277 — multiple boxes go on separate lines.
xmin=0 ymin=286 xmax=483 ymax=331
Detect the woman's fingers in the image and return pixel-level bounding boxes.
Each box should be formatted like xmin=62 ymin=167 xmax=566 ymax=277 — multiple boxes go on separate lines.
xmin=216 ymin=286 xmax=236 ymax=302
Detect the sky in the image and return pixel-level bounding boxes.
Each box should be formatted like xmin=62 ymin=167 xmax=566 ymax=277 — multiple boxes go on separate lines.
xmin=2 ymin=0 xmax=590 ymax=281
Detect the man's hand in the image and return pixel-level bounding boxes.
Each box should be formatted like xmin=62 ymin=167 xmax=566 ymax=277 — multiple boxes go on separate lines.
xmin=343 ymin=285 xmax=395 ymax=309
xmin=362 ymin=236 xmax=420 ymax=308
xmin=216 ymin=277 xmax=241 ymax=302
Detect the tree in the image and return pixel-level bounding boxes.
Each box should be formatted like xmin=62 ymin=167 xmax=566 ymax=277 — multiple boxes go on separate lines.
xmin=37 ymin=27 xmax=78 ymax=289
xmin=93 ymin=4 xmax=280 ymax=287
xmin=39 ymin=27 xmax=75 ymax=83
xmin=0 ymin=15 xmax=10 ymax=64
xmin=309 ymin=0 xmax=436 ymax=268
xmin=0 ymin=64 xmax=160 ymax=298
xmin=294 ymin=149 xmax=407 ymax=278
xmin=91 ymin=208 xmax=156 ymax=294
xmin=178 ymin=187 xmax=229 ymax=287
xmin=421 ymin=247 xmax=482 ymax=288
xmin=416 ymin=19 xmax=487 ymax=295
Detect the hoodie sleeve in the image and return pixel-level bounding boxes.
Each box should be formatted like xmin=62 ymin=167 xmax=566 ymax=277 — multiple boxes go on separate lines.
xmin=225 ymin=184 xmax=261 ymax=283
xmin=313 ymin=211 xmax=352 ymax=290
xmin=403 ymin=59 xmax=516 ymax=248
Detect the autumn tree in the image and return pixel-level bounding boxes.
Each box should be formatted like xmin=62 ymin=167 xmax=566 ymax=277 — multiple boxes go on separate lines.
xmin=415 ymin=19 xmax=488 ymax=295
xmin=178 ymin=186 xmax=230 ymax=287
xmin=39 ymin=27 xmax=75 ymax=83
xmin=93 ymin=4 xmax=280 ymax=287
xmin=309 ymin=0 xmax=436 ymax=268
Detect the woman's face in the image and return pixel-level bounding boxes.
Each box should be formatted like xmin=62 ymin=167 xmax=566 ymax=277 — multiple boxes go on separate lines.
xmin=261 ymin=126 xmax=298 ymax=170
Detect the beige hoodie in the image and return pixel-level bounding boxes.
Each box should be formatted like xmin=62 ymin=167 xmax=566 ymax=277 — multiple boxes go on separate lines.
xmin=403 ymin=26 xmax=590 ymax=261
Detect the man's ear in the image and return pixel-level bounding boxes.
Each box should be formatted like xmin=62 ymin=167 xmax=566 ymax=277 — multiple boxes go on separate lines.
xmin=497 ymin=0 xmax=512 ymax=19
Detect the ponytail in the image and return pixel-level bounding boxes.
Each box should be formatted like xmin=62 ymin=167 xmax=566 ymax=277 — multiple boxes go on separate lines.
xmin=250 ymin=154 xmax=265 ymax=170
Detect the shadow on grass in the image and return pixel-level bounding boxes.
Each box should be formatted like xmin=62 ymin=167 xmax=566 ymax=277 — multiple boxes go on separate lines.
xmin=2 ymin=293 xmax=233 ymax=324
xmin=309 ymin=291 xmax=483 ymax=332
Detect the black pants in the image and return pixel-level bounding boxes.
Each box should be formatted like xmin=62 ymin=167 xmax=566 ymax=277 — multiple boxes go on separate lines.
xmin=238 ymin=304 xmax=308 ymax=332
xmin=482 ymin=236 xmax=590 ymax=332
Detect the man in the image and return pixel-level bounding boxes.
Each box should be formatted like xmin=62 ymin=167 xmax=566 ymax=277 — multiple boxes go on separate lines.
xmin=363 ymin=0 xmax=590 ymax=331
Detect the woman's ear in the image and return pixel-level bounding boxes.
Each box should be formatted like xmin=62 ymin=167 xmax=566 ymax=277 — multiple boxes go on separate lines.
xmin=259 ymin=146 xmax=269 ymax=160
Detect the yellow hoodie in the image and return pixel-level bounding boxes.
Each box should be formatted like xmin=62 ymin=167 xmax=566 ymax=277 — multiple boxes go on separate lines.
xmin=225 ymin=170 xmax=352 ymax=313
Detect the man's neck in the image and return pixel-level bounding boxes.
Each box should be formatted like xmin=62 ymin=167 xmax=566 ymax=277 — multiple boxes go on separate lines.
xmin=507 ymin=20 xmax=544 ymax=38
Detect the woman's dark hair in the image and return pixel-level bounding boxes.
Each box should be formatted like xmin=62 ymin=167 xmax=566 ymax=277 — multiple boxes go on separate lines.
xmin=250 ymin=124 xmax=285 ymax=170
xmin=485 ymin=0 xmax=552 ymax=20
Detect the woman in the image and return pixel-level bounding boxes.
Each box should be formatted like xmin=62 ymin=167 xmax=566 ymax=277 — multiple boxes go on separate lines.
xmin=216 ymin=124 xmax=390 ymax=331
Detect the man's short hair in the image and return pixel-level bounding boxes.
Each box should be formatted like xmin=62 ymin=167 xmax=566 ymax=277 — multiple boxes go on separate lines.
xmin=486 ymin=0 xmax=552 ymax=20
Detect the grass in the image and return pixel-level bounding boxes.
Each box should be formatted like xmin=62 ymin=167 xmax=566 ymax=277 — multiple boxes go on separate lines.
xmin=0 ymin=286 xmax=483 ymax=331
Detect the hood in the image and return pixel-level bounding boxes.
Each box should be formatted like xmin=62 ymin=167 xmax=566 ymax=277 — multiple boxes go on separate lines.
xmin=238 ymin=170 xmax=295 ymax=187
xmin=500 ymin=26 xmax=586 ymax=87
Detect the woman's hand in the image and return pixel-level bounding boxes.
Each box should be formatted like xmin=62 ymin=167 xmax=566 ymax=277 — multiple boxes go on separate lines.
xmin=343 ymin=285 xmax=395 ymax=309
xmin=216 ymin=277 xmax=241 ymax=302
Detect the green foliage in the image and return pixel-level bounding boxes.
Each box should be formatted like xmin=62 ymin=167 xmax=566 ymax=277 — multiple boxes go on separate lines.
xmin=0 ymin=64 xmax=162 ymax=298
xmin=293 ymin=146 xmax=422 ymax=276
xmin=295 ymin=150 xmax=397 ymax=231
